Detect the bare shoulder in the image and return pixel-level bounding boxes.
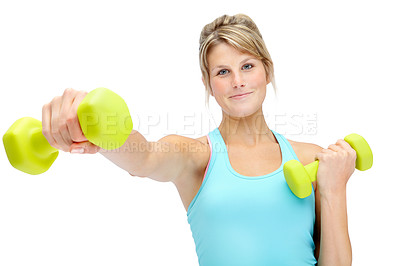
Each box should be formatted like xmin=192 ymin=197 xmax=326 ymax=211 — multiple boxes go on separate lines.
xmin=167 ymin=134 xmax=210 ymax=211
xmin=193 ymin=135 xmax=211 ymax=174
xmin=160 ymin=134 xmax=210 ymax=166
xmin=170 ymin=134 xmax=210 ymax=184
xmin=187 ymin=135 xmax=210 ymax=174
xmin=192 ymin=135 xmax=211 ymax=171
xmin=195 ymin=135 xmax=209 ymax=145
xmin=287 ymin=139 xmax=324 ymax=166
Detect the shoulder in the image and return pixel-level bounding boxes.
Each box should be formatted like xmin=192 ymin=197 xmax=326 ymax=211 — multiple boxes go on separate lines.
xmin=167 ymin=134 xmax=211 ymax=184
xmin=287 ymin=138 xmax=324 ymax=166
xmin=194 ymin=135 xmax=211 ymax=168
xmin=195 ymin=135 xmax=209 ymax=145
xmin=191 ymin=135 xmax=211 ymax=175
xmin=158 ymin=134 xmax=210 ymax=164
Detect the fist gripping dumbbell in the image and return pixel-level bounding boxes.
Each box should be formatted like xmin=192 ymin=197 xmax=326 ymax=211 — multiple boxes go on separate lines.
xmin=283 ymin=134 xmax=373 ymax=198
xmin=3 ymin=87 xmax=133 ymax=175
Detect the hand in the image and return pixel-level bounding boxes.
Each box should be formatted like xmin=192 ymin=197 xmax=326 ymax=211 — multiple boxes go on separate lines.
xmin=42 ymin=88 xmax=100 ymax=154
xmin=315 ymin=139 xmax=357 ymax=197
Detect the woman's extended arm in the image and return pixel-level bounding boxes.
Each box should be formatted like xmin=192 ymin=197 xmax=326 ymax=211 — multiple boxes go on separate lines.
xmin=42 ymin=88 xmax=208 ymax=183
xmin=98 ymin=131 xmax=207 ymax=183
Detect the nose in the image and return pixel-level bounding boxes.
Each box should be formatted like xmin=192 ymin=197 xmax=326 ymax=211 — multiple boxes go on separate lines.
xmin=232 ymin=72 xmax=246 ymax=89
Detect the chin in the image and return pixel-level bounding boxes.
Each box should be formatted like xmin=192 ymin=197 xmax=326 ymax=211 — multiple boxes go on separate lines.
xmin=224 ymin=104 xmax=261 ymax=118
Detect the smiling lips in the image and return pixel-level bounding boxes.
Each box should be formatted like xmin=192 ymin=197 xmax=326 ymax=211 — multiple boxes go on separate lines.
xmin=229 ymin=92 xmax=253 ymax=99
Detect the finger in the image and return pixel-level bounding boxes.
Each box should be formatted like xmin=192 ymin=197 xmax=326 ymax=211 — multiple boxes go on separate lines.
xmin=42 ymin=103 xmax=61 ymax=150
xmin=337 ymin=139 xmax=357 ymax=158
xmin=336 ymin=139 xmax=356 ymax=154
xmin=50 ymin=96 xmax=70 ymax=151
xmin=327 ymin=144 xmax=340 ymax=152
xmin=321 ymin=148 xmax=333 ymax=154
xmin=70 ymin=141 xmax=100 ymax=154
xmin=68 ymin=91 xmax=88 ymax=143
xmin=58 ymin=89 xmax=76 ymax=147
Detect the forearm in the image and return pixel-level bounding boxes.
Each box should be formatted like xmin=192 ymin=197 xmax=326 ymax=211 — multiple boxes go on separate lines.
xmin=99 ymin=129 xmax=151 ymax=176
xmin=317 ymin=189 xmax=352 ymax=266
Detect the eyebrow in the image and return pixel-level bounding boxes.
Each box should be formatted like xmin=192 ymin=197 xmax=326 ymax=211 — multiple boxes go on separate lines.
xmin=211 ymin=57 xmax=257 ymax=72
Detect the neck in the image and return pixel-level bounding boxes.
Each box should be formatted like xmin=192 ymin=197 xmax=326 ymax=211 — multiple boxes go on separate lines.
xmin=218 ymin=108 xmax=275 ymax=147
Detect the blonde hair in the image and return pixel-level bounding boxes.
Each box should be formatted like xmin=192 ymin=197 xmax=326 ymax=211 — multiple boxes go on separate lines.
xmin=199 ymin=14 xmax=277 ymax=107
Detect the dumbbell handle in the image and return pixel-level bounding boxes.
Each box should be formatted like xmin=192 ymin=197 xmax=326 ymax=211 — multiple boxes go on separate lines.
xmin=303 ymin=161 xmax=319 ymax=183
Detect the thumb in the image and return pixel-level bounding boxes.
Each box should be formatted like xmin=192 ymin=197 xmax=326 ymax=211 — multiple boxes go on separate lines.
xmin=69 ymin=141 xmax=100 ymax=154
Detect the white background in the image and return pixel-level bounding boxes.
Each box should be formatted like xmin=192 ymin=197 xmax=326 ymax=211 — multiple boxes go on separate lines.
xmin=0 ymin=0 xmax=398 ymax=265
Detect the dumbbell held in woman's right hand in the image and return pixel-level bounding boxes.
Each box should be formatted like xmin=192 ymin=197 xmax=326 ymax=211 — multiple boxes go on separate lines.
xmin=283 ymin=133 xmax=373 ymax=198
xmin=3 ymin=87 xmax=133 ymax=175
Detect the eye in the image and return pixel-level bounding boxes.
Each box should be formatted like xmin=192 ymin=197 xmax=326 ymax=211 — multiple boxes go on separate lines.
xmin=242 ymin=64 xmax=253 ymax=70
xmin=218 ymin=69 xmax=229 ymax=76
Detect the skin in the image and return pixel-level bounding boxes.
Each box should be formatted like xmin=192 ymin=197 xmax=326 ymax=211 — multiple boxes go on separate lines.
xmin=42 ymin=42 xmax=353 ymax=265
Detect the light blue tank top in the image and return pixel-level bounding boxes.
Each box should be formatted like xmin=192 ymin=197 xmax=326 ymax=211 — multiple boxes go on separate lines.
xmin=187 ymin=127 xmax=317 ymax=266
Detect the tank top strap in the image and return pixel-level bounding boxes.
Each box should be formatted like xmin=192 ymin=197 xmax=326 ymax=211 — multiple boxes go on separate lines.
xmin=270 ymin=129 xmax=300 ymax=163
xmin=208 ymin=127 xmax=227 ymax=154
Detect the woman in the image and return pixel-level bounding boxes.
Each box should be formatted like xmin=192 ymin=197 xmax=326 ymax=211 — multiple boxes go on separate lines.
xmin=42 ymin=14 xmax=354 ymax=266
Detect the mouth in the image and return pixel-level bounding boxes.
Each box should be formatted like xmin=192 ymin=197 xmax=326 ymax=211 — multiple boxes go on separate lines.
xmin=229 ymin=92 xmax=253 ymax=100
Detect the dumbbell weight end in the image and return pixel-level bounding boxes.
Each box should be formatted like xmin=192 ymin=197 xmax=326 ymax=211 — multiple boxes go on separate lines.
xmin=3 ymin=117 xmax=59 ymax=175
xmin=283 ymin=160 xmax=319 ymax=199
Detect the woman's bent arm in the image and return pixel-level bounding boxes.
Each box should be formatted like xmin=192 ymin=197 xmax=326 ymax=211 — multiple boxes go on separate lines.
xmin=317 ymin=189 xmax=352 ymax=265
xmin=292 ymin=140 xmax=352 ymax=265
xmin=315 ymin=139 xmax=355 ymax=266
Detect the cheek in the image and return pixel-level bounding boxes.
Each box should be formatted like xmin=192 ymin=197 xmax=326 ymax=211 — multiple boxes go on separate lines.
xmin=249 ymin=70 xmax=267 ymax=101
xmin=254 ymin=70 xmax=268 ymax=88
xmin=210 ymin=78 xmax=228 ymax=96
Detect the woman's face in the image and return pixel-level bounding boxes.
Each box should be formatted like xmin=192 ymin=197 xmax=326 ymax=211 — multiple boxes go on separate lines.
xmin=207 ymin=42 xmax=268 ymax=118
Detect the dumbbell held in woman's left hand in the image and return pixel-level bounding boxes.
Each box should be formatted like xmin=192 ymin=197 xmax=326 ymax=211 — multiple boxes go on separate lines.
xmin=283 ymin=133 xmax=373 ymax=198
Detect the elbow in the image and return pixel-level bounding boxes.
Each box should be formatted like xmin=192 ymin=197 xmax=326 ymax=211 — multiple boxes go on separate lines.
xmin=317 ymin=244 xmax=352 ymax=266
xmin=128 ymin=164 xmax=152 ymax=178
xmin=129 ymin=171 xmax=148 ymax=178
xmin=126 ymin=163 xmax=151 ymax=178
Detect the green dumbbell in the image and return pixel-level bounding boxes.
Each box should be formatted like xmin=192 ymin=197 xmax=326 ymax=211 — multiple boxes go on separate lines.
xmin=3 ymin=87 xmax=133 ymax=175
xmin=283 ymin=134 xmax=373 ymax=198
